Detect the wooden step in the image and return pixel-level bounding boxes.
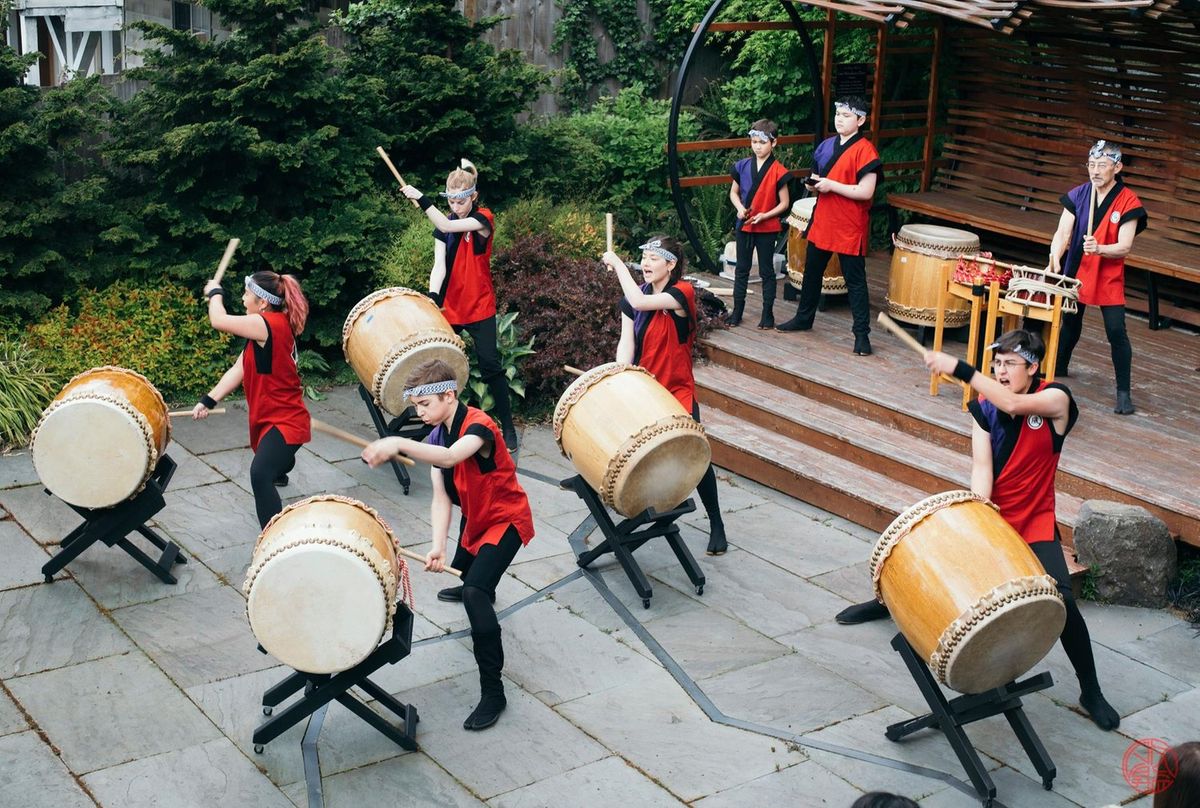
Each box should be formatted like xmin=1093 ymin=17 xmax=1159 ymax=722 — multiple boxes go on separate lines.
xmin=697 ymin=363 xmax=1085 ymax=545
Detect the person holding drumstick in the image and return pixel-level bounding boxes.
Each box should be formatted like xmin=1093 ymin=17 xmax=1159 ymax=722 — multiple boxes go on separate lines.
xmin=1049 ymin=140 xmax=1147 ymax=415
xmin=602 ymin=236 xmax=729 ymax=555
xmin=837 ymin=329 xmax=1120 ymax=731
xmin=195 ymin=272 xmax=311 ymax=528
xmin=362 ymin=359 xmax=533 ymax=731
xmin=398 ymin=159 xmax=519 ymax=452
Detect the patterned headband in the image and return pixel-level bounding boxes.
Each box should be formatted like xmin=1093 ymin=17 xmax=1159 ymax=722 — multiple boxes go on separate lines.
xmin=404 ymin=379 xmax=457 ymax=398
xmin=1088 ymin=140 xmax=1122 ymax=164
xmin=988 ymin=342 xmax=1039 ymax=366
xmin=439 ymin=186 xmax=477 ymax=200
xmin=748 ymin=128 xmax=775 ymax=142
xmin=244 ymin=276 xmax=283 ymax=306
xmin=835 ymin=101 xmax=867 ymax=118
xmin=639 ymin=240 xmax=678 ymax=263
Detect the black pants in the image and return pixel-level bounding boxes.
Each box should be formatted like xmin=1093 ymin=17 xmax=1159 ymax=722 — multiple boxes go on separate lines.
xmin=734 ymin=230 xmax=778 ymax=316
xmin=691 ymin=402 xmax=723 ymax=525
xmin=457 ymin=316 xmax=514 ymax=436
xmin=250 ymin=426 xmax=301 ymax=528
xmin=1056 ymin=304 xmax=1132 ymax=391
xmin=795 ymin=243 xmax=870 ymax=336
xmin=1031 ymin=538 xmax=1103 ymax=691
xmin=450 ymin=526 xmax=523 ymax=634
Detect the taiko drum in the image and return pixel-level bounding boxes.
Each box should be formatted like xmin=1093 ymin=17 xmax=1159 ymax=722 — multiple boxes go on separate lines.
xmin=887 ymin=224 xmax=979 ymax=328
xmin=786 ymin=197 xmax=846 ymax=296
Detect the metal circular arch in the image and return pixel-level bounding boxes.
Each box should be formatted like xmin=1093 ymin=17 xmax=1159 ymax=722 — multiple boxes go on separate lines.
xmin=667 ymin=0 xmax=825 ymax=273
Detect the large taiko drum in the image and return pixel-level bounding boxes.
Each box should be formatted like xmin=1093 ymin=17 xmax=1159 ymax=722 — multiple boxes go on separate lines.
xmin=342 ymin=288 xmax=469 ymax=416
xmin=887 ymin=224 xmax=979 ymax=327
xmin=243 ymin=495 xmax=413 ymax=674
xmin=870 ymin=491 xmax=1066 ymax=694
xmin=554 ymin=364 xmax=711 ymax=518
xmin=786 ymin=197 xmax=846 ymax=296
xmin=31 ymin=367 xmax=170 ymax=509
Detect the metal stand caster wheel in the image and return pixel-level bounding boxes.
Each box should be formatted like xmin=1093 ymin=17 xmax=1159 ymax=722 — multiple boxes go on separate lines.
xmin=253 ymin=744 xmax=264 ymax=754
xmin=402 ymin=486 xmax=410 ymax=495
xmin=262 ymin=706 xmax=273 ymax=716
xmin=642 ymin=598 xmax=650 ymax=609
xmin=696 ymin=585 xmax=704 ymax=596
xmin=44 ymin=574 xmax=53 ymax=584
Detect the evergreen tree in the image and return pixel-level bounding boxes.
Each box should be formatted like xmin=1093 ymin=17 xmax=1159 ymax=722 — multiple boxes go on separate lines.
xmin=106 ymin=0 xmax=400 ymax=346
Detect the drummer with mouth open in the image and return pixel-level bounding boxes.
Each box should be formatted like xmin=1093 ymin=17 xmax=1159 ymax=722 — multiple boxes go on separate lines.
xmin=836 ymin=329 xmax=1120 ymax=731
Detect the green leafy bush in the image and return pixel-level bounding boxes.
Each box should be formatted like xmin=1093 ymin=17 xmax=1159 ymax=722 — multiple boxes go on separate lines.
xmin=376 ymin=214 xmax=436 ymax=291
xmin=497 ymin=198 xmax=607 ymax=261
xmin=459 ymin=311 xmax=535 ymax=413
xmin=0 ymin=338 xmax=57 ymax=449
xmin=25 ymin=282 xmax=232 ymax=403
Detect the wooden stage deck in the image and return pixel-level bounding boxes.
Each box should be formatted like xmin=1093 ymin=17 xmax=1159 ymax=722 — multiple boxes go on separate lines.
xmin=695 ymin=254 xmax=1200 ymax=548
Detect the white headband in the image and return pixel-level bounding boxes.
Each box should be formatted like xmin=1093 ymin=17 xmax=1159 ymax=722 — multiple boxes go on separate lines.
xmin=440 ymin=186 xmax=476 ymax=200
xmin=988 ymin=342 xmax=1039 ymax=366
xmin=639 ymin=240 xmax=678 ymax=263
xmin=244 ymin=276 xmax=283 ymax=306
xmin=404 ymin=379 xmax=457 ymax=398
xmin=1088 ymin=140 xmax=1122 ymax=164
xmin=748 ymin=128 xmax=775 ymax=142
xmin=835 ymin=101 xmax=867 ymax=118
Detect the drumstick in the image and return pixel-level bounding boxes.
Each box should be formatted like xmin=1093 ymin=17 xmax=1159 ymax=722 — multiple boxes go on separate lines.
xmin=876 ymin=312 xmax=929 ymax=359
xmin=311 ymin=418 xmax=416 ymax=467
xmin=1087 ymin=181 xmax=1096 ymax=236
xmin=168 ymin=408 xmax=226 ymax=416
xmin=394 ymin=544 xmax=462 ymax=578
xmin=564 ymin=365 xmax=585 ymax=377
xmin=211 ymin=238 xmax=240 ymax=285
xmin=605 ymin=213 xmax=614 ymax=253
xmin=376 ymin=146 xmax=420 ymax=209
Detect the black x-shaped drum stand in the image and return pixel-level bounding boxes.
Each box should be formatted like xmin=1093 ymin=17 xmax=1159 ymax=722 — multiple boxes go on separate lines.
xmin=358 ymin=384 xmax=431 ymax=496
xmin=41 ymin=455 xmax=185 ymax=585
xmin=886 ymin=632 xmax=1056 ymax=807
xmin=253 ymin=603 xmax=419 ymax=754
xmin=562 ymin=474 xmax=705 ymax=608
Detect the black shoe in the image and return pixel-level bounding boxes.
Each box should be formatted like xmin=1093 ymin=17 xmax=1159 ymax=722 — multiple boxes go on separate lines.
xmin=705 ymin=522 xmax=728 ymax=556
xmin=776 ymin=316 xmax=812 ymax=332
xmin=463 ymin=693 xmax=507 ymax=731
xmin=725 ymin=313 xmax=743 ymax=327
xmin=853 ymin=335 xmax=873 ymax=356
xmin=1114 ymin=390 xmax=1135 ymax=415
xmin=835 ymin=599 xmax=890 ymax=625
xmin=437 ymin=586 xmax=495 ymax=604
xmin=273 ymin=475 xmax=289 ymax=488
xmin=1079 ymin=688 xmax=1120 ymax=730
xmin=757 ymin=317 xmax=775 ymax=330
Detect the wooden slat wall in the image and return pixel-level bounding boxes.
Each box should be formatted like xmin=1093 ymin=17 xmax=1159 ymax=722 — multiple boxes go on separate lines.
xmin=933 ymin=6 xmax=1200 ymax=252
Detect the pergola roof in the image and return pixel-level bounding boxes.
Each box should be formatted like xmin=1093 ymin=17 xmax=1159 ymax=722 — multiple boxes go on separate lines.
xmin=791 ymin=0 xmax=1180 ymax=33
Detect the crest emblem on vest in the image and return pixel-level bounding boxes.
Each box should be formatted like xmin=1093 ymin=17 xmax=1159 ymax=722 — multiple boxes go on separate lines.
xmin=1027 ymin=414 xmax=1044 ymax=430
xmin=1110 ymin=211 xmax=1120 ymax=224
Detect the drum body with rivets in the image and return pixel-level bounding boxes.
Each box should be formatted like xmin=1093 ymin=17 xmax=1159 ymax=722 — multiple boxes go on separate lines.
xmin=887 ymin=225 xmax=979 ymax=327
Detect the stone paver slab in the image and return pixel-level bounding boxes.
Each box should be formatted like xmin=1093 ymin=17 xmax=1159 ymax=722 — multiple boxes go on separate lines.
xmin=0 ymin=730 xmax=94 ymax=808
xmin=367 ymin=634 xmax=478 ymax=695
xmin=112 ymin=586 xmax=273 ymax=688
xmin=161 ymin=444 xmax=224 ymax=490
xmin=702 ymin=652 xmax=887 ymax=734
xmin=809 ymin=560 xmax=875 ymax=604
xmin=1078 ymin=602 xmax=1186 ymax=648
xmin=692 ymin=758 xmax=861 ymax=806
xmin=155 ymin=481 xmax=261 ymax=553
xmin=730 ymin=501 xmax=873 ymax=579
xmin=642 ymin=604 xmax=789 ymax=680
xmin=0 ymin=581 xmax=133 ymax=678
xmin=506 ymin=547 xmax=582 ymax=592
xmin=1112 ymin=623 xmax=1200 ymax=686
xmin=490 ymin=755 xmax=684 ymax=807
xmin=1035 ymin=640 xmax=1191 ymax=718
xmin=1118 ymin=686 xmax=1200 ymax=750
xmin=204 ymin=446 xmax=357 ymax=500
xmin=83 ymin=737 xmax=294 ymax=808
xmin=0 ymin=450 xmax=39 ymax=489
xmin=395 ymin=671 xmax=607 ymax=799
xmin=0 ymin=485 xmax=82 ymax=546
xmin=556 ymin=679 xmax=805 ymax=802
xmin=8 ymin=652 xmax=221 ymax=774
xmin=0 ymin=688 xmax=28 ymax=736
xmin=919 ymin=765 xmax=1088 ymax=808
xmin=168 ymin=402 xmax=250 ymax=454
xmin=330 ymin=459 xmax=434 ymax=526
xmin=63 ymin=534 xmax=221 ymax=610
xmin=314 ymin=752 xmax=485 ymax=808
xmin=0 ymin=519 xmax=52 ymax=591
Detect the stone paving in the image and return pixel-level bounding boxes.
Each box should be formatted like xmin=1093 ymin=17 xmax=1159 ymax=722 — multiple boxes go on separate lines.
xmin=1 ymin=386 xmax=1197 ymax=807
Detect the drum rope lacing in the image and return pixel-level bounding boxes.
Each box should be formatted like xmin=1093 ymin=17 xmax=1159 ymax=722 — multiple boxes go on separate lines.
xmin=894 ymin=232 xmax=981 ymax=260
xmin=600 ymin=415 xmax=707 ymax=512
xmin=371 ymin=331 xmax=467 ymax=409
xmin=869 ymin=490 xmax=994 ymax=602
xmin=884 ymin=298 xmax=970 ymax=327
xmin=930 ymin=574 xmax=1064 ymax=687
xmin=1005 ymin=269 xmax=1082 ymax=315
xmin=552 ymin=363 xmax=649 ymax=445
xmin=786 ymin=269 xmax=848 ymax=295
xmin=31 ymin=366 xmax=170 ymax=500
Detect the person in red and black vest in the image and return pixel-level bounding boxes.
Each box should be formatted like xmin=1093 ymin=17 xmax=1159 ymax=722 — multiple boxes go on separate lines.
xmin=728 ymin=118 xmax=791 ymax=328
xmin=362 ymin=359 xmax=534 ymax=731
xmin=836 ymin=330 xmax=1120 ymax=732
xmin=1049 ymin=140 xmax=1148 ymax=415
xmin=401 ymin=160 xmax=519 ymax=450
xmin=602 ymin=235 xmax=728 ymax=555
xmin=196 ymin=272 xmax=312 ymax=528
xmin=778 ymin=96 xmax=883 ymax=357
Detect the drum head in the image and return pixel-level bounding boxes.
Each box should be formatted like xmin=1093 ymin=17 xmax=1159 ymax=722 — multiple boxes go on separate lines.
xmin=941 ymin=591 xmax=1066 ymax=693
xmin=611 ymin=424 xmax=711 ymax=517
xmin=896 ymin=224 xmax=979 ymax=250
xmin=32 ymin=399 xmax=152 ymax=508
xmin=247 ymin=545 xmax=389 ymax=674
xmin=790 ymin=196 xmax=816 ymax=221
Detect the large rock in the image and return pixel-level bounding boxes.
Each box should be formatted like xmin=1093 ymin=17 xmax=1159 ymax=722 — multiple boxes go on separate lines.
xmin=1073 ymin=501 xmax=1176 ymax=608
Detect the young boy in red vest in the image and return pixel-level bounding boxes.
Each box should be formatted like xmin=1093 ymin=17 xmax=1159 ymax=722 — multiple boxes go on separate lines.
xmin=1049 ymin=139 xmax=1147 ymax=414
xmin=835 ymin=330 xmax=1119 ymax=731
xmin=728 ymin=118 xmax=791 ymax=328
xmin=778 ymin=96 xmax=883 ymax=356
xmin=362 ymin=359 xmax=534 ymax=731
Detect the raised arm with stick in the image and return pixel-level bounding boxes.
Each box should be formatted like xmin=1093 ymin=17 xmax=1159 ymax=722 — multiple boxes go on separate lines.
xmin=211 ymin=238 xmax=240 ymax=286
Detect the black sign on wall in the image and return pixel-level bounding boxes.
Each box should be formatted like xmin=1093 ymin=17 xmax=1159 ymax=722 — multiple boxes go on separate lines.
xmin=834 ymin=63 xmax=870 ymax=98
